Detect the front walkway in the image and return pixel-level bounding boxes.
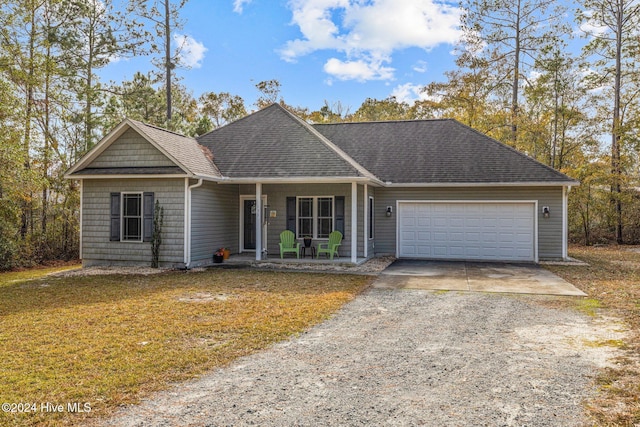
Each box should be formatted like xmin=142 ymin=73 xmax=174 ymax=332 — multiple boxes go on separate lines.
xmin=219 ymin=252 xmax=369 ymax=266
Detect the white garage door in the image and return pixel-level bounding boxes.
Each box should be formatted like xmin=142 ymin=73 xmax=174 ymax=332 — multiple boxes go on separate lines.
xmin=398 ymin=202 xmax=536 ymax=262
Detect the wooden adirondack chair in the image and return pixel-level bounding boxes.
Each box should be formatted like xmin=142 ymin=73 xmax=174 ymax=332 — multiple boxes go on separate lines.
xmin=317 ymin=230 xmax=342 ymax=260
xmin=279 ymin=230 xmax=300 ymax=259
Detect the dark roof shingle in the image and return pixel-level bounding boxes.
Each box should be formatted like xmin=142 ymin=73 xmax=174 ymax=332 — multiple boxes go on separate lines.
xmin=313 ymin=119 xmax=576 ymax=184
xmin=196 ymin=104 xmax=367 ymax=179
xmin=131 ymin=120 xmax=222 ymax=179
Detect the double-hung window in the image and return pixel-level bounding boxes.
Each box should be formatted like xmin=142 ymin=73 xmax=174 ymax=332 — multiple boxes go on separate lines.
xmin=110 ymin=192 xmax=154 ymax=242
xmin=297 ymin=196 xmax=334 ymax=239
xmin=122 ymin=193 xmax=143 ymax=241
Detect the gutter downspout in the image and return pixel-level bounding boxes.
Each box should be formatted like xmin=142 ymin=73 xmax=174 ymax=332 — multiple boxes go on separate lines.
xmin=79 ymin=180 xmax=83 ymax=261
xmin=563 ymin=185 xmax=571 ymax=260
xmin=185 ymin=178 xmax=204 ymax=268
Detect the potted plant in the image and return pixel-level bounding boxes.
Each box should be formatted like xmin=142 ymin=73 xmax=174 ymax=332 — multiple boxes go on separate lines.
xmin=303 ymin=236 xmax=312 ymax=248
xmin=213 ymin=248 xmax=224 ymax=263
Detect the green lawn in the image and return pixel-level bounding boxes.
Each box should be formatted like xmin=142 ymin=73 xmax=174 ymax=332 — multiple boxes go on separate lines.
xmin=0 ymin=267 xmax=371 ymax=426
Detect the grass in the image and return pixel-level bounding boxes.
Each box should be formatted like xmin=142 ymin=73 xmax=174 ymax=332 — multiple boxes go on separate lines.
xmin=0 ymin=267 xmax=371 ymax=426
xmin=0 ymin=263 xmax=79 ymax=284
xmin=545 ymin=245 xmax=640 ymax=426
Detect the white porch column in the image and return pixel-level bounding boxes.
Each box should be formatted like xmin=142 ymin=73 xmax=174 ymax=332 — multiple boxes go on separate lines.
xmin=363 ymin=184 xmax=368 ymax=259
xmin=351 ymin=182 xmax=357 ymax=264
xmin=255 ymin=183 xmax=262 ymax=261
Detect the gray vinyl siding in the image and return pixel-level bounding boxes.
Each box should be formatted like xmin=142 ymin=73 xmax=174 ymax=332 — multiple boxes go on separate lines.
xmin=88 ymin=129 xmax=177 ymax=168
xmin=374 ymin=186 xmax=564 ymax=260
xmin=82 ymin=178 xmax=185 ymax=267
xmin=239 ymin=183 xmax=366 ymax=258
xmin=190 ymin=181 xmax=239 ymax=265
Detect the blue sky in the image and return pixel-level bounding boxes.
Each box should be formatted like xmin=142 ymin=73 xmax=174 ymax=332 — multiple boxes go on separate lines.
xmin=101 ymin=0 xmax=462 ymax=113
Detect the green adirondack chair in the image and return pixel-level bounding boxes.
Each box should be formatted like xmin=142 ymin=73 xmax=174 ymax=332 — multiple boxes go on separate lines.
xmin=317 ymin=230 xmax=342 ymax=260
xmin=279 ymin=230 xmax=300 ymax=259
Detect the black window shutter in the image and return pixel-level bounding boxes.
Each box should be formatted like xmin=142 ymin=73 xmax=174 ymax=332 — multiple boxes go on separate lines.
xmin=335 ymin=196 xmax=345 ymax=235
xmin=110 ymin=193 xmax=121 ymax=241
xmin=286 ymin=197 xmax=296 ymax=232
xmin=143 ymin=192 xmax=154 ymax=242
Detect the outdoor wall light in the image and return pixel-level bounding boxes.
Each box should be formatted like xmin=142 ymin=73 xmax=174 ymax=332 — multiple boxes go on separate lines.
xmin=386 ymin=206 xmax=393 ymax=217
xmin=542 ymin=206 xmax=550 ymax=218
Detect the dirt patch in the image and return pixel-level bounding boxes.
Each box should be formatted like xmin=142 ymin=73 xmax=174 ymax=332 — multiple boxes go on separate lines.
xmin=176 ymin=292 xmax=235 ymax=303
xmin=514 ymin=316 xmax=630 ymax=369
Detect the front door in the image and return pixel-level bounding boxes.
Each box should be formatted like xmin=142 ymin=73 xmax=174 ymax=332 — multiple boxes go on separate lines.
xmin=241 ymin=196 xmax=267 ymax=252
xmin=243 ymin=199 xmax=256 ymax=250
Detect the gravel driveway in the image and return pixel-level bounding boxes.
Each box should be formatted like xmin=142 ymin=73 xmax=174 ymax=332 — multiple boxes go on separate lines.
xmin=102 ymin=289 xmax=625 ymax=427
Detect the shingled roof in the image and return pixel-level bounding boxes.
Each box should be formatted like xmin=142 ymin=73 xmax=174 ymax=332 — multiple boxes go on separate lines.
xmin=196 ymin=104 xmax=374 ymax=180
xmin=128 ymin=120 xmax=222 ymax=179
xmin=68 ymin=104 xmax=577 ymax=186
xmin=313 ymin=119 xmax=577 ymax=185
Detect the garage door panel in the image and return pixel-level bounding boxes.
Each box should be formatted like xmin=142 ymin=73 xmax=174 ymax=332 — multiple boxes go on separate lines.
xmin=433 ymin=217 xmax=448 ymax=227
xmin=399 ymin=202 xmax=535 ymax=262
xmin=417 ymin=217 xmax=431 ymax=227
xmin=433 ymin=231 xmax=448 ymax=242
xmin=481 ymin=232 xmax=497 ymax=242
xmin=417 ymin=231 xmax=431 ymax=241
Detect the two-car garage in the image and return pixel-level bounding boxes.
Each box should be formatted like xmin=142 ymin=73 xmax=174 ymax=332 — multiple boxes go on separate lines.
xmin=397 ymin=201 xmax=537 ymax=262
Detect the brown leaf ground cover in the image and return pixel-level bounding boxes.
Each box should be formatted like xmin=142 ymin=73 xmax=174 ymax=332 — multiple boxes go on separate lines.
xmin=0 ymin=267 xmax=371 ymax=426
xmin=546 ymin=245 xmax=640 ymax=426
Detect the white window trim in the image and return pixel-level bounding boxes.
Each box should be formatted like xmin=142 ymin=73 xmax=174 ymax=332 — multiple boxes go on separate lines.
xmin=296 ymin=196 xmax=335 ymax=240
xmin=121 ymin=192 xmax=144 ymax=243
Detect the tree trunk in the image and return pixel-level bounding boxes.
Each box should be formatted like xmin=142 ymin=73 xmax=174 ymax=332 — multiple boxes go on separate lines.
xmin=510 ymin=0 xmax=522 ymax=147
xmin=612 ymin=1 xmax=624 ymax=244
xmin=165 ymin=0 xmax=172 ymax=125
xmin=21 ymin=1 xmax=37 ymax=240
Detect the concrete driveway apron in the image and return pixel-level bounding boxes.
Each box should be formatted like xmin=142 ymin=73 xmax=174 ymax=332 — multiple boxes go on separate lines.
xmin=373 ymin=260 xmax=586 ymax=296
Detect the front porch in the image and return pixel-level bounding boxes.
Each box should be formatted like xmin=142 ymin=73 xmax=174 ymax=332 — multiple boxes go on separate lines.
xmin=233 ymin=181 xmax=376 ymax=265
xmin=219 ymin=252 xmax=370 ymax=267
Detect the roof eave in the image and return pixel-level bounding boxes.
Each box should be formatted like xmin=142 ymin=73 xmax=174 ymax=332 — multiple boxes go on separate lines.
xmin=383 ymin=181 xmax=580 ymax=187
xmin=64 ymin=173 xmax=191 ymax=180
xmin=217 ymin=176 xmax=383 ymax=185
xmin=64 ymin=171 xmax=228 ymax=181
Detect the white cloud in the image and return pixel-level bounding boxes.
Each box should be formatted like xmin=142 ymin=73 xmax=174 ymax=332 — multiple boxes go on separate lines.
xmin=174 ymin=34 xmax=207 ymax=68
xmin=390 ymin=82 xmax=431 ymax=104
xmin=280 ymin=0 xmax=461 ymax=81
xmin=579 ymin=21 xmax=609 ymax=37
xmin=577 ymin=10 xmax=610 ymax=37
xmin=413 ymin=60 xmax=428 ymax=73
xmin=324 ymin=57 xmax=395 ymax=81
xmin=233 ymin=0 xmax=252 ymax=14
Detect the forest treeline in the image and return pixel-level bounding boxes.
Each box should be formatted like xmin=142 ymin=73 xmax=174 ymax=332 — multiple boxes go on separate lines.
xmin=1 ymin=0 xmax=640 ymax=270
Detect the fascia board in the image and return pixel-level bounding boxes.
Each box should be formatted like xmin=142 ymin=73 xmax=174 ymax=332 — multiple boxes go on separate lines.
xmin=383 ymin=181 xmax=580 ymax=187
xmin=217 ymin=176 xmax=380 ymax=185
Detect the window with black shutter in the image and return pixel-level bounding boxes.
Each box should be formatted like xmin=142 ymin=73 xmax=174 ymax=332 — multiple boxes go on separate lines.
xmin=110 ymin=192 xmax=154 ymax=242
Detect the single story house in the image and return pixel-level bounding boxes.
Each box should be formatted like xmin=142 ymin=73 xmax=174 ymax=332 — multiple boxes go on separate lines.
xmin=65 ymin=103 xmax=579 ymax=267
